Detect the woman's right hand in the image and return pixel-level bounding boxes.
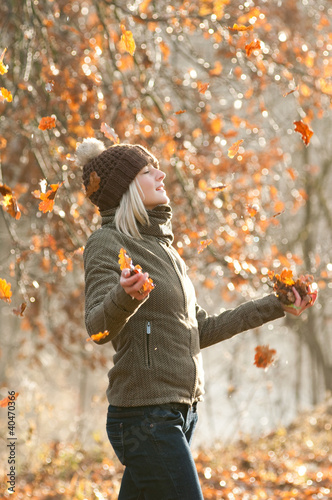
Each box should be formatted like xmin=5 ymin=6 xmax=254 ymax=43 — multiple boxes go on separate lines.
xmin=120 ymin=268 xmax=151 ymax=301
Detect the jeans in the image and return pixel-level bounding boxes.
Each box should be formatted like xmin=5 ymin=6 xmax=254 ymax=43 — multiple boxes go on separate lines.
xmin=106 ymin=402 xmax=204 ymax=500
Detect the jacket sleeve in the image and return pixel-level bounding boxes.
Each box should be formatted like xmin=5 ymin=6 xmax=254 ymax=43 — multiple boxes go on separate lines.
xmin=196 ymin=294 xmax=285 ymax=349
xmin=84 ymin=229 xmax=147 ymax=344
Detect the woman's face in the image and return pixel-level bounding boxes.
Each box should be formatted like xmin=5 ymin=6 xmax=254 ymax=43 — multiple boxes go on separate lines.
xmin=137 ymin=164 xmax=169 ymax=209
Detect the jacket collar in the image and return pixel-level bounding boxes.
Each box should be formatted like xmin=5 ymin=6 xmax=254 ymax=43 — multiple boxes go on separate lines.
xmin=100 ymin=204 xmax=174 ymax=246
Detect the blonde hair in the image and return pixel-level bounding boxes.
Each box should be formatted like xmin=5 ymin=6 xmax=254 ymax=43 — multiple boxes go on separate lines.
xmin=114 ymin=178 xmax=150 ymax=239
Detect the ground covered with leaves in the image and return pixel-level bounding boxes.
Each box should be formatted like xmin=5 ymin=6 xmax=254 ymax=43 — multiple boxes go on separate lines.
xmin=2 ymin=399 xmax=331 ymax=499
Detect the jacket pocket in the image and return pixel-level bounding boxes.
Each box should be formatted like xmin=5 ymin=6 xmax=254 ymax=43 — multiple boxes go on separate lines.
xmin=145 ymin=321 xmax=152 ymax=368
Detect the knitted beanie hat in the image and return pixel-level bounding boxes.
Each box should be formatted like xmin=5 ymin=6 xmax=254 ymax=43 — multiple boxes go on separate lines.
xmin=77 ymin=139 xmax=159 ymax=211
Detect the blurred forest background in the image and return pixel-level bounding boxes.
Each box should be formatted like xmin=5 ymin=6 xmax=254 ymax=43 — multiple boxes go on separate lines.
xmin=0 ymin=0 xmax=332 ymax=498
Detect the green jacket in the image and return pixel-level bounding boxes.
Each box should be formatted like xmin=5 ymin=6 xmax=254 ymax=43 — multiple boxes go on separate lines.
xmin=84 ymin=205 xmax=285 ymax=406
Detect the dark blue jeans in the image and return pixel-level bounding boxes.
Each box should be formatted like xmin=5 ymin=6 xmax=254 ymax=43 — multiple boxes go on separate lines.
xmin=106 ymin=402 xmax=204 ymax=500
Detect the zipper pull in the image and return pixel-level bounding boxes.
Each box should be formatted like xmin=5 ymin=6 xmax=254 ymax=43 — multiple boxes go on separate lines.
xmin=147 ymin=321 xmax=151 ymax=334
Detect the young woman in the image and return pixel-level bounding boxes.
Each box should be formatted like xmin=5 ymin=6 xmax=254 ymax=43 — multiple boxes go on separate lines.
xmin=77 ymin=139 xmax=317 ymax=500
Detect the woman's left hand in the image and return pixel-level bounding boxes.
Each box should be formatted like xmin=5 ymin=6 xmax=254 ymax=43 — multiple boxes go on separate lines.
xmin=281 ymin=285 xmax=318 ymax=316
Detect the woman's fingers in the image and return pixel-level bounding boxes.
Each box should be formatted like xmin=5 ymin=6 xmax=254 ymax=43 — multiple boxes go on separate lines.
xmin=120 ymin=269 xmax=150 ymax=300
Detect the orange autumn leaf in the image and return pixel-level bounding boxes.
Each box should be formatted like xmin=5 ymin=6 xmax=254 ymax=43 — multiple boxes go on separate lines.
xmin=85 ymin=171 xmax=101 ymax=198
xmin=38 ymin=116 xmax=56 ymax=130
xmin=268 ymin=268 xmax=314 ymax=305
xmin=100 ymin=122 xmax=120 ymax=143
xmin=294 ymin=120 xmax=314 ymax=146
xmin=206 ymin=184 xmax=228 ymax=192
xmin=0 ymin=137 xmax=7 ymax=149
xmin=247 ymin=204 xmax=259 ymax=217
xmin=254 ymin=345 xmax=276 ymax=369
xmin=198 ymin=82 xmax=210 ymax=94
xmin=87 ymin=330 xmax=110 ymax=342
xmin=118 ymin=248 xmax=155 ymax=293
xmin=283 ymin=86 xmax=299 ymax=97
xmin=198 ymin=239 xmax=213 ymax=254
xmin=119 ymin=25 xmax=136 ymax=56
xmin=229 ymin=24 xmax=254 ymax=32
xmin=209 ymin=61 xmax=223 ymax=76
xmin=280 ymin=269 xmax=295 ymax=286
xmin=0 ymin=183 xmax=21 ymax=220
xmin=36 ymin=182 xmax=63 ymax=213
xmin=0 ymin=48 xmax=8 ymax=75
xmin=0 ymin=87 xmax=12 ymax=102
xmin=228 ymin=139 xmax=244 ymax=158
xmin=175 ymin=110 xmax=186 ymax=115
xmin=0 ymin=278 xmax=12 ymax=303
xmin=0 ymin=392 xmax=19 ymax=407
xmin=245 ymin=39 xmax=261 ymax=57
xmin=13 ymin=302 xmax=27 ymax=317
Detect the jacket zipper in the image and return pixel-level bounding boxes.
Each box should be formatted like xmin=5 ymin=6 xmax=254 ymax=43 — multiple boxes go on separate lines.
xmin=146 ymin=321 xmax=151 ymax=368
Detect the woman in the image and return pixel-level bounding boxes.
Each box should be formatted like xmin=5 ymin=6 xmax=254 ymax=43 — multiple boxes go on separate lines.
xmin=77 ymin=138 xmax=317 ymax=500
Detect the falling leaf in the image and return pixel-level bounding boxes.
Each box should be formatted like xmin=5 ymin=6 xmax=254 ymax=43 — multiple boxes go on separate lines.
xmin=206 ymin=184 xmax=228 ymax=192
xmin=283 ymin=86 xmax=299 ymax=97
xmin=228 ymin=24 xmax=254 ymax=32
xmin=245 ymin=39 xmax=261 ymax=57
xmin=175 ymin=110 xmax=186 ymax=115
xmin=209 ymin=61 xmax=223 ymax=76
xmin=0 ymin=184 xmax=21 ymax=220
xmin=247 ymin=204 xmax=259 ymax=217
xmin=87 ymin=330 xmax=110 ymax=342
xmin=13 ymin=302 xmax=27 ymax=317
xmin=0 ymin=278 xmax=12 ymax=303
xmin=0 ymin=48 xmax=8 ymax=75
xmin=38 ymin=116 xmax=56 ymax=130
xmin=0 ymin=392 xmax=19 ymax=407
xmin=228 ymin=139 xmax=244 ymax=158
xmin=34 ymin=182 xmax=63 ymax=213
xmin=119 ymin=25 xmax=136 ymax=56
xmin=0 ymin=87 xmax=13 ymax=102
xmin=118 ymin=248 xmax=155 ymax=293
xmin=254 ymin=345 xmax=277 ymax=368
xmin=294 ymin=120 xmax=314 ymax=146
xmin=85 ymin=171 xmax=101 ymax=198
xmin=0 ymin=137 xmax=7 ymax=149
xmin=198 ymin=82 xmax=210 ymax=94
xmin=272 ymin=210 xmax=285 ymax=218
xmin=198 ymin=239 xmax=213 ymax=254
xmin=100 ymin=122 xmax=120 ymax=143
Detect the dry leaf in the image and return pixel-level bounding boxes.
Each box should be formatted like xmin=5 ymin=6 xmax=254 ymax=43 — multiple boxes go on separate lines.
xmin=100 ymin=122 xmax=120 ymax=143
xmin=85 ymin=171 xmax=101 ymax=198
xmin=87 ymin=330 xmax=110 ymax=342
xmin=0 ymin=87 xmax=13 ymax=102
xmin=175 ymin=110 xmax=186 ymax=115
xmin=294 ymin=120 xmax=314 ymax=146
xmin=206 ymin=184 xmax=228 ymax=192
xmin=38 ymin=116 xmax=56 ymax=130
xmin=198 ymin=82 xmax=210 ymax=94
xmin=229 ymin=24 xmax=254 ymax=32
xmin=35 ymin=182 xmax=63 ymax=213
xmin=228 ymin=139 xmax=244 ymax=158
xmin=0 ymin=392 xmax=19 ymax=407
xmin=283 ymin=86 xmax=299 ymax=97
xmin=198 ymin=239 xmax=213 ymax=254
xmin=13 ymin=302 xmax=27 ymax=317
xmin=0 ymin=48 xmax=8 ymax=75
xmin=118 ymin=248 xmax=155 ymax=293
xmin=245 ymin=39 xmax=261 ymax=57
xmin=254 ymin=345 xmax=276 ymax=368
xmin=0 ymin=278 xmax=12 ymax=303
xmin=119 ymin=25 xmax=136 ymax=56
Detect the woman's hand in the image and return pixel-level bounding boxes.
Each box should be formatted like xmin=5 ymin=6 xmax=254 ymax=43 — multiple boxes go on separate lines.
xmin=120 ymin=268 xmax=151 ymax=301
xmin=281 ymin=285 xmax=318 ymax=316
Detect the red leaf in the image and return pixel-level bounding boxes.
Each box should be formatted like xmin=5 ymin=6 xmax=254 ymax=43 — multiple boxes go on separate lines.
xmin=294 ymin=120 xmax=314 ymax=146
xmin=254 ymin=345 xmax=276 ymax=368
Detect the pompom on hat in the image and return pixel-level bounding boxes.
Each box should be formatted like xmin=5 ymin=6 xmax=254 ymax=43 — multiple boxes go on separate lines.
xmin=77 ymin=138 xmax=159 ymax=211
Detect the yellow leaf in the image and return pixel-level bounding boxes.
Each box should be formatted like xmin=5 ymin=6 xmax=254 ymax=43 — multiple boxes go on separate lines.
xmin=0 ymin=48 xmax=8 ymax=75
xmin=0 ymin=87 xmax=12 ymax=102
xmin=0 ymin=278 xmax=12 ymax=303
xmin=119 ymin=25 xmax=136 ymax=56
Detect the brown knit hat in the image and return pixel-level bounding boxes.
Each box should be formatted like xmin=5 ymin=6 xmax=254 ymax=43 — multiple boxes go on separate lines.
xmin=77 ymin=139 xmax=158 ymax=211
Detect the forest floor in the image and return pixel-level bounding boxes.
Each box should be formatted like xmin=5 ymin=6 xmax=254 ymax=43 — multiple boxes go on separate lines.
xmin=1 ymin=398 xmax=331 ymax=499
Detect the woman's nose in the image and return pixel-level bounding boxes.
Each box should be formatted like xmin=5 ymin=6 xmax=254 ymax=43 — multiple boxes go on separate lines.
xmin=157 ymin=169 xmax=166 ymax=181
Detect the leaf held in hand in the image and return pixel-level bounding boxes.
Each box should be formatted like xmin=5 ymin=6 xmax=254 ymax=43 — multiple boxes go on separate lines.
xmin=254 ymin=345 xmax=276 ymax=369
xmin=268 ymin=268 xmax=314 ymax=305
xmin=118 ymin=248 xmax=155 ymax=293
